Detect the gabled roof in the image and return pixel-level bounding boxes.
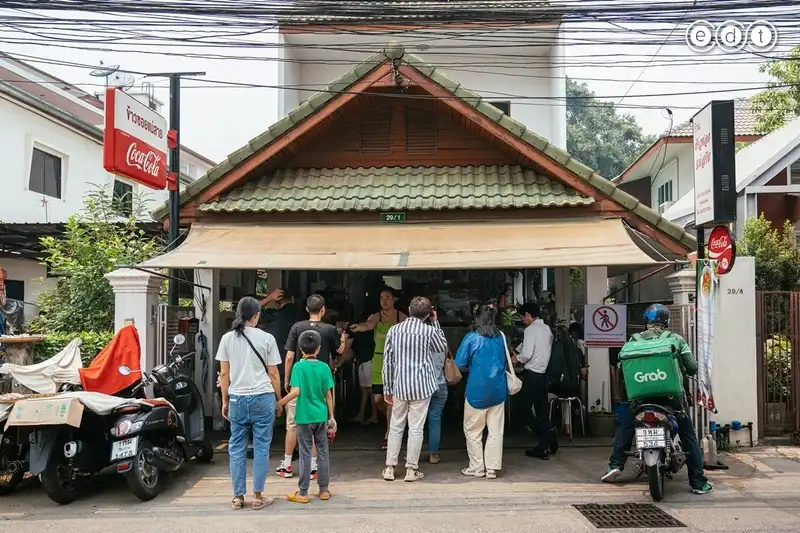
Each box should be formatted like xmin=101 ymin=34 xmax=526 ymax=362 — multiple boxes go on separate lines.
xmin=669 ymin=98 xmax=759 ymax=137
xmin=662 ymin=115 xmax=800 ymax=223
xmin=152 ymin=43 xmax=696 ymax=253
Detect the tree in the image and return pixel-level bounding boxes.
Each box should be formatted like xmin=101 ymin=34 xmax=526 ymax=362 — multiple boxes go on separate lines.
xmin=736 ymin=214 xmax=800 ymax=291
xmin=31 ymin=187 xmax=163 ymax=333
xmin=751 ymin=46 xmax=800 ymax=134
xmin=566 ymin=77 xmax=656 ymax=179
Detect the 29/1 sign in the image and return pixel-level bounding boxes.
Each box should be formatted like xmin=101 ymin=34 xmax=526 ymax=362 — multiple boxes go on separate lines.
xmin=381 ymin=212 xmax=406 ymax=223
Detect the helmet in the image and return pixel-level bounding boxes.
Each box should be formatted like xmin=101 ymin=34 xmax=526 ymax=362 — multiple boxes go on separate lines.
xmin=643 ymin=304 xmax=670 ymax=327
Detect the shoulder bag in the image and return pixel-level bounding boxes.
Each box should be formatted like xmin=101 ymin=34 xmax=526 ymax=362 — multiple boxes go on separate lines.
xmin=241 ymin=331 xmax=269 ymax=374
xmin=499 ymin=331 xmax=522 ymax=396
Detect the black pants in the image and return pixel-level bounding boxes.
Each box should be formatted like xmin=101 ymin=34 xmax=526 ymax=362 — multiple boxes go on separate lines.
xmin=521 ymin=370 xmax=552 ymax=452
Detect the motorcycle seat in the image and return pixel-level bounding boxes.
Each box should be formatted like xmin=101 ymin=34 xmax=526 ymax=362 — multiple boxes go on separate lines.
xmin=144 ymin=398 xmax=173 ymax=408
xmin=632 ymin=403 xmax=676 ymax=416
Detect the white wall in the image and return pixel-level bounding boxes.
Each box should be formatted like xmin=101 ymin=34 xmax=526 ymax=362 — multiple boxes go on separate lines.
xmin=277 ymin=34 xmax=300 ymax=119
xmin=650 ymin=158 xmax=679 ymax=211
xmin=711 ymin=256 xmax=758 ymax=444
xmin=0 ymin=257 xmax=57 ymax=322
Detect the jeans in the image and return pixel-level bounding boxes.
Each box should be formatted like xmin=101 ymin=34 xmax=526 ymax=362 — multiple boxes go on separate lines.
xmin=521 ymin=370 xmax=553 ymax=452
xmin=298 ymin=423 xmax=330 ymax=496
xmin=228 ymin=392 xmax=276 ymax=496
xmin=427 ymin=384 xmax=448 ymax=453
xmin=386 ymin=396 xmax=432 ymax=469
xmin=609 ymin=401 xmax=708 ymax=489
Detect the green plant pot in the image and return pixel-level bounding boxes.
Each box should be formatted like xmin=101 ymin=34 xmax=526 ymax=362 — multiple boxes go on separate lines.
xmin=588 ymin=412 xmax=617 ymax=438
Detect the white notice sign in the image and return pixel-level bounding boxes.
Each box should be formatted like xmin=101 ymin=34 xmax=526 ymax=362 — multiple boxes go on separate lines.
xmin=693 ymin=103 xmax=714 ymax=227
xmin=584 ymin=304 xmax=627 ymax=347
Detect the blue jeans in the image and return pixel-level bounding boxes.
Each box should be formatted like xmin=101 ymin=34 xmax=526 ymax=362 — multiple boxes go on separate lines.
xmin=228 ymin=392 xmax=275 ymax=496
xmin=610 ymin=401 xmax=708 ymax=490
xmin=427 ymin=384 xmax=448 ymax=453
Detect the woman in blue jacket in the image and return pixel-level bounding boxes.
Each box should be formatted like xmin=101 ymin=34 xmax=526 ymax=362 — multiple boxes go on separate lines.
xmin=455 ymin=304 xmax=508 ymax=479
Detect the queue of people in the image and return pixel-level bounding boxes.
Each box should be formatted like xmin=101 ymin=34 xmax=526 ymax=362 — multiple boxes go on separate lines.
xmin=215 ymin=289 xmax=709 ymax=509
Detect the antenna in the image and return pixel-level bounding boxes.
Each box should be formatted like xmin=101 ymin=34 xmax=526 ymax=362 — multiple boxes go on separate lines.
xmin=141 ymin=81 xmax=155 ymax=101
xmin=89 ymin=61 xmax=121 ymax=88
xmin=113 ymin=72 xmax=135 ymax=91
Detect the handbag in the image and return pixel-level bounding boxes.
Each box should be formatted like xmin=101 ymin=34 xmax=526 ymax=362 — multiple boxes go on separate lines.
xmin=444 ymin=355 xmax=462 ymax=386
xmin=500 ymin=331 xmax=523 ymax=396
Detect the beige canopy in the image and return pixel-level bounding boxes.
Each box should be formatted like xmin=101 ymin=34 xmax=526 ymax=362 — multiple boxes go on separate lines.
xmin=138 ymin=218 xmax=666 ymax=271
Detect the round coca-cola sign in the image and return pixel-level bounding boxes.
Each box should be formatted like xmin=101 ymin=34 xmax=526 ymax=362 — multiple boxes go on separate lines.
xmin=707 ymin=225 xmax=736 ymax=275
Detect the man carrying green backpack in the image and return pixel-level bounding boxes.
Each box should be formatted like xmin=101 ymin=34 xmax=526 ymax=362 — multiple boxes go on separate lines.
xmin=601 ymin=304 xmax=713 ymax=495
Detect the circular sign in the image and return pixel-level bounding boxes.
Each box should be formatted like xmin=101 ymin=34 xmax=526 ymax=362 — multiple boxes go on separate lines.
xmin=592 ymin=306 xmax=618 ymax=332
xmin=707 ymin=225 xmax=736 ymax=275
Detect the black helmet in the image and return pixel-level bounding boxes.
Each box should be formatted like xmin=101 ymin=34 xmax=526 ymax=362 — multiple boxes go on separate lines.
xmin=643 ymin=303 xmax=670 ymax=327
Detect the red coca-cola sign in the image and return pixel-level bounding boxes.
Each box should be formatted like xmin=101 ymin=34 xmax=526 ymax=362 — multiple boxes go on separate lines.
xmin=103 ymin=87 xmax=168 ymax=190
xmin=707 ymin=225 xmax=736 ymax=275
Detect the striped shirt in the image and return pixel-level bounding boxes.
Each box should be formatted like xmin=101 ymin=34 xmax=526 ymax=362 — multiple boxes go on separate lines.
xmin=382 ymin=317 xmax=449 ymax=401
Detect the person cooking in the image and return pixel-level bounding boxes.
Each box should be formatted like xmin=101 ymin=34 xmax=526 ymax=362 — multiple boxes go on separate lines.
xmin=350 ymin=288 xmax=407 ymax=450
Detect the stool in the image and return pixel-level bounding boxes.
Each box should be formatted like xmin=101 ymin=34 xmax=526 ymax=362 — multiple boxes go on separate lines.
xmin=549 ymin=396 xmax=586 ymax=441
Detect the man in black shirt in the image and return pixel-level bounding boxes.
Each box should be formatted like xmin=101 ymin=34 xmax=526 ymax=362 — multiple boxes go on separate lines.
xmin=276 ymin=294 xmax=346 ymax=479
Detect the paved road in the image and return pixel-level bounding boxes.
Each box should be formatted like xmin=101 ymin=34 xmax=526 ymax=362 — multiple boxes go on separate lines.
xmin=1 ymin=447 xmax=800 ymax=532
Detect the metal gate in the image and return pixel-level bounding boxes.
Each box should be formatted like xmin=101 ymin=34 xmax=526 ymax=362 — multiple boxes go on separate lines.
xmin=756 ymin=292 xmax=800 ymax=436
xmin=668 ymin=304 xmax=709 ymax=441
xmin=156 ymin=304 xmax=201 ymax=398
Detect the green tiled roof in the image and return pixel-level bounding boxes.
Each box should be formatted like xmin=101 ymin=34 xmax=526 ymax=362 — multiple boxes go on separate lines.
xmin=198 ymin=165 xmax=594 ymax=213
xmin=151 ymin=42 xmax=695 ymax=250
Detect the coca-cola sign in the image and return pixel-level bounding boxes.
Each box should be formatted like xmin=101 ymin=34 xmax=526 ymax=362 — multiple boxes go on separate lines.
xmin=103 ymin=87 xmax=168 ymax=190
xmin=707 ymin=225 xmax=736 ymax=275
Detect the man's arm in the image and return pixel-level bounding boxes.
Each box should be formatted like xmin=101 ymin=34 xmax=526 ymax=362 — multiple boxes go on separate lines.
xmin=259 ymin=287 xmax=283 ymax=307
xmin=676 ymin=336 xmax=698 ymax=375
xmin=382 ymin=329 xmax=395 ymax=398
xmin=515 ymin=326 xmax=536 ymax=365
xmin=351 ymin=313 xmax=380 ymax=333
xmin=428 ymin=320 xmax=449 ymax=353
xmin=284 ymin=351 xmax=296 ymax=390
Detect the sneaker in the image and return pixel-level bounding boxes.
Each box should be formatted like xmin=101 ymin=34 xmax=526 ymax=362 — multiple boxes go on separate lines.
xmin=461 ymin=467 xmax=486 ymax=478
xmin=381 ymin=466 xmax=395 ymax=481
xmin=525 ymin=448 xmax=549 ymax=460
xmin=549 ymin=427 xmax=559 ymax=455
xmin=485 ymin=469 xmax=497 ymax=479
xmin=601 ymin=467 xmax=623 ymax=483
xmin=276 ymin=462 xmax=293 ymax=478
xmin=691 ymin=482 xmax=714 ymax=495
xmin=404 ymin=468 xmax=424 ymax=482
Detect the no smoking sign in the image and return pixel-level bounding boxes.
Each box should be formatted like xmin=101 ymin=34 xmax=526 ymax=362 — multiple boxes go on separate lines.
xmin=584 ymin=304 xmax=627 ymax=347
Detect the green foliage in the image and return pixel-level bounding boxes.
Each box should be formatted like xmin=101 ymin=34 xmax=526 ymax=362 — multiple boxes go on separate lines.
xmin=736 ymin=215 xmax=800 ymax=291
xmin=751 ymin=46 xmax=800 ymax=134
xmin=566 ymin=77 xmax=656 ymax=179
xmin=764 ymin=335 xmax=791 ymax=399
xmin=31 ymin=187 xmax=163 ymax=333
xmin=33 ymin=331 xmax=114 ymax=365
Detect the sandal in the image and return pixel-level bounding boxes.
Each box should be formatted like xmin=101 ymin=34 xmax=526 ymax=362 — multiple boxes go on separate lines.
xmin=252 ymin=496 xmax=274 ymax=510
xmin=287 ymin=491 xmax=310 ymax=504
xmin=231 ymin=496 xmax=244 ymax=510
xmin=318 ymin=489 xmax=331 ymax=500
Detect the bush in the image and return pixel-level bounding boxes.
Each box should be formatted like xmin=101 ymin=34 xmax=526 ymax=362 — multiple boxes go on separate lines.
xmin=34 ymin=331 xmax=114 ymax=365
xmin=765 ymin=335 xmax=792 ymax=400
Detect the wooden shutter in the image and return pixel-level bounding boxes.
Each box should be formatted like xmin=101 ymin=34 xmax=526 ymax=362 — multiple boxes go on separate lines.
xmin=405 ymin=107 xmax=437 ymax=155
xmin=360 ymin=108 xmax=391 ymax=155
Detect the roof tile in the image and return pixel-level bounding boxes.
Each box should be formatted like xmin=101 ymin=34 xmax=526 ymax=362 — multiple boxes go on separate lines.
xmin=669 ymin=97 xmax=759 ymax=137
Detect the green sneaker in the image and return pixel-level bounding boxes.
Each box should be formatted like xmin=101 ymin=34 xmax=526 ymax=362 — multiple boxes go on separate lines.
xmin=691 ymin=482 xmax=714 ymax=494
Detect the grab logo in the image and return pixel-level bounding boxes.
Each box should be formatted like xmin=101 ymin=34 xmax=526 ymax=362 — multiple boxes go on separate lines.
xmin=634 ymin=369 xmax=668 ymax=383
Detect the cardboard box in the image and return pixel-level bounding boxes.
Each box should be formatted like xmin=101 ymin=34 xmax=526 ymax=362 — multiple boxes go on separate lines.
xmin=4 ymin=397 xmax=84 ymax=429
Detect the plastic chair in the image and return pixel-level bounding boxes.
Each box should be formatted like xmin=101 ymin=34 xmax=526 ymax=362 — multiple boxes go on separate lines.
xmin=549 ymin=396 xmax=586 ymax=441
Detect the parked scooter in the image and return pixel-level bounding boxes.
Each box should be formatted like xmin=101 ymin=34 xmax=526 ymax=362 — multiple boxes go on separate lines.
xmin=633 ymin=401 xmax=687 ymax=502
xmin=109 ymin=334 xmax=213 ymax=501
xmin=0 ymin=338 xmax=84 ymax=495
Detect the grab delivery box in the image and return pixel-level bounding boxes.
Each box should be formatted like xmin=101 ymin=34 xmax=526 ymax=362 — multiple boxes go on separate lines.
xmin=4 ymin=396 xmax=84 ymax=429
xmin=618 ymin=331 xmax=684 ymax=400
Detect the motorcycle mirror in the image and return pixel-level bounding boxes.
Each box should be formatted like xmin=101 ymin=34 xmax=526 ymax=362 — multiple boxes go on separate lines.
xmin=173 ymin=334 xmax=186 ymax=346
xmin=119 ymin=365 xmax=132 ymax=376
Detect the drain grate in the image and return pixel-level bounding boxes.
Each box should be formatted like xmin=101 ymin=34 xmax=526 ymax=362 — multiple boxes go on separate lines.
xmin=573 ymin=503 xmax=686 ymax=529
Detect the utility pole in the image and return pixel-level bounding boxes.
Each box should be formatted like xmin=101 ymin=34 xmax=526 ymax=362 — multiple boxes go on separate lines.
xmin=145 ymin=71 xmax=205 ymax=306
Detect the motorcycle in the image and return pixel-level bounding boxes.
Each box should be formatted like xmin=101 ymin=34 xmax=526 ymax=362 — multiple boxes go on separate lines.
xmin=0 ymin=338 xmax=84 ymax=496
xmin=632 ymin=401 xmax=687 ymax=502
xmin=109 ymin=333 xmax=213 ymax=501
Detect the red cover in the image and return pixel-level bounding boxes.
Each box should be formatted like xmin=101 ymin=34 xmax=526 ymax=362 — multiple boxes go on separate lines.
xmin=79 ymin=325 xmax=142 ymax=395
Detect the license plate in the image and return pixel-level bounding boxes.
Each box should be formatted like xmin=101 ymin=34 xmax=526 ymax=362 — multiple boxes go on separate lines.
xmin=110 ymin=437 xmax=140 ymax=461
xmin=635 ymin=427 xmax=666 ymax=449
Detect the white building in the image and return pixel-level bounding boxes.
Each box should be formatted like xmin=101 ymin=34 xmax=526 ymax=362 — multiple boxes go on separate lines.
xmin=0 ymin=54 xmax=216 ymax=322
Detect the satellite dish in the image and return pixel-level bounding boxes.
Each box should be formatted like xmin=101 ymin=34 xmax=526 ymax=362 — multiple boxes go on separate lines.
xmin=89 ymin=61 xmax=120 ymax=78
xmin=114 ymin=72 xmax=135 ymax=90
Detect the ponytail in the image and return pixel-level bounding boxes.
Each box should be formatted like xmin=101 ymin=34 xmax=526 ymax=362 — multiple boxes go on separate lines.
xmin=232 ymin=296 xmax=262 ymax=336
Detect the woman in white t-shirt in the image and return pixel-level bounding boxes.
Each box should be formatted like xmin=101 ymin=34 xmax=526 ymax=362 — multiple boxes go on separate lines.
xmin=217 ymin=296 xmax=283 ymax=510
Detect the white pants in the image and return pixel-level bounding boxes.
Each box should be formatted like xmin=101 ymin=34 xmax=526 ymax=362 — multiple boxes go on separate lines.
xmin=464 ymin=400 xmax=505 ymax=472
xmin=385 ymin=396 xmax=431 ymax=470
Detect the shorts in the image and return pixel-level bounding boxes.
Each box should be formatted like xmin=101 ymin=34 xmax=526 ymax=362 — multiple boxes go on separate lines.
xmin=371 ymin=384 xmax=384 ymax=395
xmin=285 ymin=398 xmax=297 ymax=431
xmin=357 ymin=361 xmax=372 ymax=388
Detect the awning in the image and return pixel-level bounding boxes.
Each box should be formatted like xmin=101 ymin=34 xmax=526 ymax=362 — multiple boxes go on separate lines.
xmin=138 ymin=218 xmax=667 ymax=270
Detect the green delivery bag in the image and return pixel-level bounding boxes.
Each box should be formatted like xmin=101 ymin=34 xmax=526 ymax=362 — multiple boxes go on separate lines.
xmin=618 ymin=331 xmax=684 ymax=400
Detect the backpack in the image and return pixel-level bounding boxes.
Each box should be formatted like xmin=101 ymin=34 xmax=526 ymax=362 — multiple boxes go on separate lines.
xmin=546 ymin=335 xmax=569 ymax=384
xmin=618 ymin=330 xmax=684 ymax=401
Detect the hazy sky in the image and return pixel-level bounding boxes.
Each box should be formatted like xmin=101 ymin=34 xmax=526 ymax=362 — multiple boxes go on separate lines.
xmin=0 ymin=9 xmax=792 ymax=162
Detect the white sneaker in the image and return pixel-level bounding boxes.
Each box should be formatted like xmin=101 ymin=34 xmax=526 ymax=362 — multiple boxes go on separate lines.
xmin=601 ymin=467 xmax=623 ymax=483
xmin=486 ymin=469 xmax=497 ymax=479
xmin=404 ymin=468 xmax=424 ymax=482
xmin=382 ymin=466 xmax=395 ymax=481
xmin=461 ymin=467 xmax=486 ymax=478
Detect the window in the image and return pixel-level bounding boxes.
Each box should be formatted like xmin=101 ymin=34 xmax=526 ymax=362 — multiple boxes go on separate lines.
xmin=28 ymin=147 xmax=62 ymax=199
xmin=657 ymin=180 xmax=673 ymax=207
xmin=488 ymin=101 xmax=511 ymax=116
xmin=791 ymin=162 xmax=800 ymax=185
xmin=113 ymin=179 xmax=133 ymax=217
xmin=4 ymin=280 xmax=24 ymax=302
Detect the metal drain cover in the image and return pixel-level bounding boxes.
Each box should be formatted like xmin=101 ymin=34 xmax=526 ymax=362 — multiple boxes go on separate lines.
xmin=573 ymin=503 xmax=686 ymax=529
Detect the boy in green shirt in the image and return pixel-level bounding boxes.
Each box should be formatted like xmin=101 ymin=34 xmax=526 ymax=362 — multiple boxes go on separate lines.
xmin=278 ymin=330 xmax=336 ymax=503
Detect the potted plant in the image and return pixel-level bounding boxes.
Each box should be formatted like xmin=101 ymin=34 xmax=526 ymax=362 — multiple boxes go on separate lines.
xmin=588 ymin=398 xmax=616 ymax=438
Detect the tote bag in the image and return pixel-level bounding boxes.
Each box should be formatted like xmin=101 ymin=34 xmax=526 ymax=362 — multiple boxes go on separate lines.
xmin=499 ymin=331 xmax=522 ymax=395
